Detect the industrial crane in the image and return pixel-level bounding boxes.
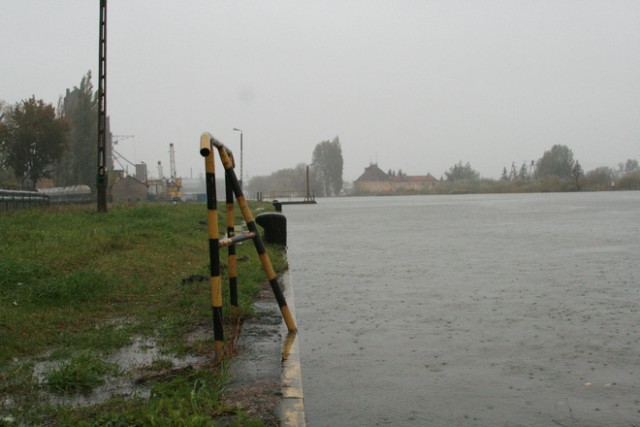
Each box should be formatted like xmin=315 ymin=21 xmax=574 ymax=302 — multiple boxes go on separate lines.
xmin=112 ymin=148 xmax=137 ymax=173
xmin=166 ymin=144 xmax=183 ymax=201
xmin=111 ymin=134 xmax=135 ymax=172
xmin=112 ymin=134 xmax=134 ymax=145
xmin=147 ymin=161 xmax=167 ymax=201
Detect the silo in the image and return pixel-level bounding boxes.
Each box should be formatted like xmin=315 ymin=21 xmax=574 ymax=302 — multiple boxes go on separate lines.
xmin=135 ymin=163 xmax=148 ymax=182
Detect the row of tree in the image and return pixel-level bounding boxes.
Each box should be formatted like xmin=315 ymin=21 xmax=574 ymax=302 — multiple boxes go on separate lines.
xmin=248 ymin=140 xmax=638 ymax=198
xmin=246 ymin=136 xmax=344 ymax=197
xmin=439 ymin=144 xmax=639 ymax=194
xmin=0 ymin=72 xmax=98 ymax=191
xmin=497 ymin=145 xmax=584 ymax=190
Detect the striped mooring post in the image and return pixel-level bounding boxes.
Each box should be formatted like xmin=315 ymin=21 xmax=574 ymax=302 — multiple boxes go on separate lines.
xmin=201 ymin=138 xmax=225 ymax=359
xmin=200 ymin=132 xmax=297 ymax=359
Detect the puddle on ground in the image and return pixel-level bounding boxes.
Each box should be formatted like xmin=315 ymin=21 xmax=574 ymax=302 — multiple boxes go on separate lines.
xmin=30 ymin=335 xmax=209 ymax=407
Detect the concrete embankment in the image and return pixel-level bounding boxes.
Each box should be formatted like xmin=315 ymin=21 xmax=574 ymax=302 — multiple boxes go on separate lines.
xmin=227 ymin=270 xmax=305 ymax=426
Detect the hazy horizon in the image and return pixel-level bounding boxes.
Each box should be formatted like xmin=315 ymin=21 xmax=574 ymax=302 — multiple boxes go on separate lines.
xmin=2 ymin=1 xmax=639 ymax=183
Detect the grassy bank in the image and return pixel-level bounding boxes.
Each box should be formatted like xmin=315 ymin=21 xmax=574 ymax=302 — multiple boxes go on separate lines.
xmin=0 ymin=202 xmax=285 ymax=426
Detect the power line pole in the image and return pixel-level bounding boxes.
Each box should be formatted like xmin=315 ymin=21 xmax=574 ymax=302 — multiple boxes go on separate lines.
xmin=97 ymin=0 xmax=108 ymax=212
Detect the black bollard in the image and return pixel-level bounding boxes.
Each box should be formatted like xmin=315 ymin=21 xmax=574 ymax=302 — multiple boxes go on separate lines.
xmin=256 ymin=212 xmax=287 ymax=246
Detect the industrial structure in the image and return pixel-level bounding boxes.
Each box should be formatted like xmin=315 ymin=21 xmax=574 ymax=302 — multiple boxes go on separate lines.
xmin=166 ymin=143 xmax=183 ymax=201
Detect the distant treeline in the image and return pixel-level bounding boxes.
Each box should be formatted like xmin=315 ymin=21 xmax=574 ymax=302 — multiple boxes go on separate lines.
xmin=358 ymin=144 xmax=639 ymax=196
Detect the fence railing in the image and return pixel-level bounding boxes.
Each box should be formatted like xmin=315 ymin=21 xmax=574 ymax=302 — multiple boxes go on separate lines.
xmin=0 ymin=190 xmax=50 ymax=212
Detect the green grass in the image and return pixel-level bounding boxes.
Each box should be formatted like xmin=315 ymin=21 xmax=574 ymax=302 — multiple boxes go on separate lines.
xmin=0 ymin=201 xmax=284 ymax=426
xmin=48 ymin=365 xmax=261 ymax=427
xmin=45 ymin=352 xmax=118 ymax=394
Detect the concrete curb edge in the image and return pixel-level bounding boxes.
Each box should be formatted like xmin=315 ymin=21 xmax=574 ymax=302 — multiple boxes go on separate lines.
xmin=279 ymin=270 xmax=306 ymax=426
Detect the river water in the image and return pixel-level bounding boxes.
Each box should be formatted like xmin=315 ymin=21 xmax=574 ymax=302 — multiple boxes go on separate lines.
xmin=284 ymin=192 xmax=640 ymax=427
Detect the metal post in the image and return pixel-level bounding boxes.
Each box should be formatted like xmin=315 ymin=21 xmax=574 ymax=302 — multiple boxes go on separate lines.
xmin=233 ymin=128 xmax=243 ymax=191
xmin=306 ymin=165 xmax=310 ymax=200
xmin=97 ymin=0 xmax=108 ymax=212
xmin=210 ymin=136 xmax=297 ymax=333
xmin=225 ymin=164 xmax=239 ymax=322
xmin=200 ymin=134 xmax=224 ymax=359
xmin=305 ymin=163 xmax=315 ymax=202
xmin=218 ymin=232 xmax=256 ymax=248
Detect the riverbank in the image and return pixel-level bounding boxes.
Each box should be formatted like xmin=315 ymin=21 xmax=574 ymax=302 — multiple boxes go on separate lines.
xmin=226 ymin=270 xmax=305 ymax=426
xmin=0 ymin=202 xmax=291 ymax=425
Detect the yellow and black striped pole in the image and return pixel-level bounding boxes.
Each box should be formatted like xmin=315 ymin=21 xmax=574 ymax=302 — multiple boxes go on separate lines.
xmin=200 ymin=133 xmax=224 ymax=359
xmin=225 ymin=164 xmax=239 ymax=322
xmin=213 ymin=139 xmax=297 ymax=333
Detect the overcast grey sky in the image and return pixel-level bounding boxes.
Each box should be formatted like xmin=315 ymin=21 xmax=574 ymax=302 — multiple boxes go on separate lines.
xmin=2 ymin=1 xmax=639 ymax=182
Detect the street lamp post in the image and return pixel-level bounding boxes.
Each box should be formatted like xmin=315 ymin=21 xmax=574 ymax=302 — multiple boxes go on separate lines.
xmin=232 ymin=128 xmax=243 ymax=190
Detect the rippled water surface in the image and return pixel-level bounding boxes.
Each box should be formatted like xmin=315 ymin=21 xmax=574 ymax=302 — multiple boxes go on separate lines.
xmin=284 ymin=192 xmax=640 ymax=426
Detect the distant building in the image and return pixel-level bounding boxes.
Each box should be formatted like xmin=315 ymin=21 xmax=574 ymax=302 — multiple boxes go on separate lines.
xmin=354 ymin=164 xmax=438 ymax=194
xmin=135 ymin=163 xmax=148 ymax=182
xmin=354 ymin=164 xmax=392 ymax=193
xmin=111 ymin=175 xmax=148 ymax=202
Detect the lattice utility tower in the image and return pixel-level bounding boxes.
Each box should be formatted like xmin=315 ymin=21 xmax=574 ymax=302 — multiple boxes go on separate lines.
xmin=97 ymin=0 xmax=108 ymax=212
xmin=169 ymin=143 xmax=177 ymax=181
